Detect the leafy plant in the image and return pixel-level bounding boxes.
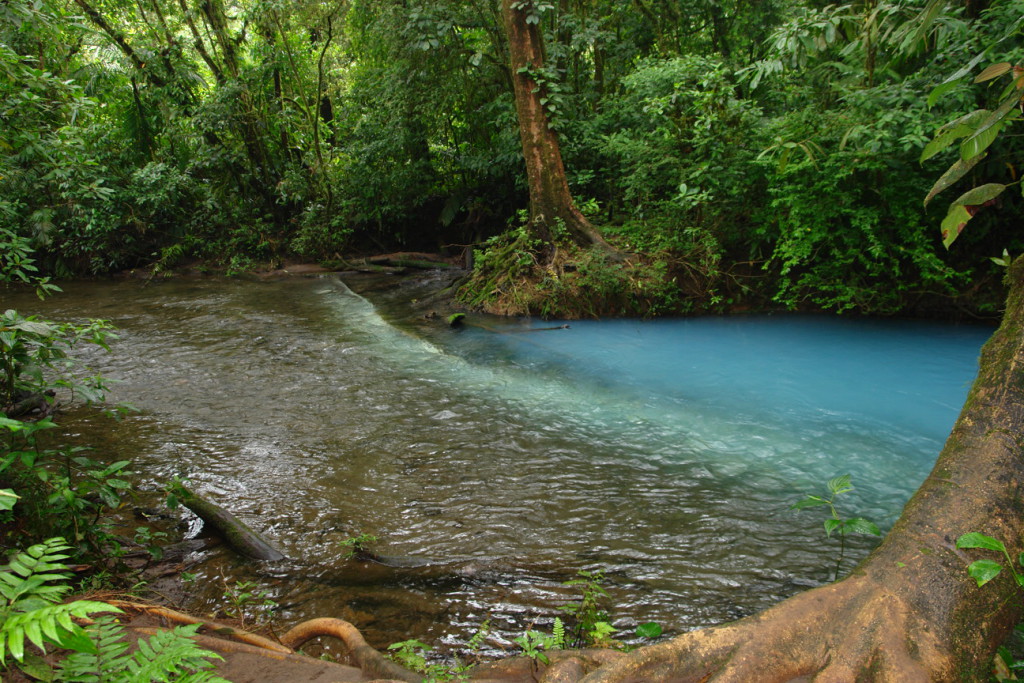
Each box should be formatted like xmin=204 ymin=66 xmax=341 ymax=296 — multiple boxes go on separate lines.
xmin=339 ymin=532 xmax=379 ymax=560
xmin=955 ymin=532 xmax=1024 ymax=681
xmin=561 ymin=570 xmax=612 ymax=647
xmin=220 ymin=579 xmax=277 ymax=629
xmin=955 ymin=532 xmax=1024 ymax=588
xmin=635 ymin=621 xmax=663 ymax=639
xmin=57 ymin=618 xmax=230 ymax=683
xmin=512 ymin=622 xmax=564 ymax=666
xmin=386 ymin=638 xmax=469 ymax=682
xmin=0 ymin=308 xmax=116 ymax=411
xmin=1 ymin=416 xmax=132 ymax=553
xmin=0 ymin=538 xmax=115 ymax=667
xmin=791 ymin=474 xmax=881 ymax=581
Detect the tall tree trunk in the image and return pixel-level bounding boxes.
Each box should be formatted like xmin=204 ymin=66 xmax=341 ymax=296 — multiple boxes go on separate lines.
xmin=500 ymin=0 xmax=609 ymax=252
xmin=556 ymin=258 xmax=1024 ymax=681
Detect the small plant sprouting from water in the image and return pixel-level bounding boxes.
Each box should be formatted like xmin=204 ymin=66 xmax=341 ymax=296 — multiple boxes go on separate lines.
xmin=561 ymin=569 xmax=615 ymax=648
xmin=791 ymin=474 xmax=881 ymax=581
xmin=220 ymin=578 xmax=277 ymax=628
xmin=339 ymin=532 xmax=379 ymax=560
xmin=514 ymin=619 xmax=565 ymax=665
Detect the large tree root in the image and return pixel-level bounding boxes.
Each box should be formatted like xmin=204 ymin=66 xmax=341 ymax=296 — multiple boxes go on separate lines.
xmin=109 ymin=600 xmax=292 ymax=653
xmin=280 ymin=617 xmax=422 ymax=682
xmin=576 ymin=576 xmax=943 ymax=682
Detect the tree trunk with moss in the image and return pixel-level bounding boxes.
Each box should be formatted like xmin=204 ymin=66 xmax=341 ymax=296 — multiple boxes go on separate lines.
xmin=500 ymin=0 xmax=608 ymax=252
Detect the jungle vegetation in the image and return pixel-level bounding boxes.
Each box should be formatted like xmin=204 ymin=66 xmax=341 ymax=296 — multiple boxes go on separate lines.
xmin=4 ymin=1 xmax=1024 ymax=679
xmin=0 ymin=0 xmax=1020 ymax=318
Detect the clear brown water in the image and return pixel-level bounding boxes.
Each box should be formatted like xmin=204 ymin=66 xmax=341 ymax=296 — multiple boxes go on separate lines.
xmin=1 ymin=274 xmax=991 ymax=656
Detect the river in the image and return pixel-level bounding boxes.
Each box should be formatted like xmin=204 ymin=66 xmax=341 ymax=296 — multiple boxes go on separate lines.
xmin=1 ymin=273 xmax=993 ymax=656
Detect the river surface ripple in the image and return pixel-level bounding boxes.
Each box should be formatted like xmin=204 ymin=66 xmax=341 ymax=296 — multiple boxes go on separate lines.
xmin=1 ymin=275 xmax=993 ymax=652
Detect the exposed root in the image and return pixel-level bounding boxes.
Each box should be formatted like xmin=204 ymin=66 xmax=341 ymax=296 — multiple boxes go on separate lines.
xmin=109 ymin=600 xmax=292 ymax=654
xmin=577 ymin=575 xmax=945 ymax=683
xmin=281 ymin=617 xmax=422 ymax=682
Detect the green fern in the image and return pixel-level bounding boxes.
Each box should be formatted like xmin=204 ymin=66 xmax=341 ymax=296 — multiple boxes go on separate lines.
xmin=551 ymin=617 xmax=566 ymax=650
xmin=56 ymin=615 xmax=129 ymax=683
xmin=0 ymin=538 xmax=119 ymax=664
xmin=58 ymin=619 xmax=228 ymax=683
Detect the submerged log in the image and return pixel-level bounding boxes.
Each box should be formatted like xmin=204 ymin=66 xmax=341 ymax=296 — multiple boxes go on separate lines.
xmin=170 ymin=484 xmax=285 ymax=562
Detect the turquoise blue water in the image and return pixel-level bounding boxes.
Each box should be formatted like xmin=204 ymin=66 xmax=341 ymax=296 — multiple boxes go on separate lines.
xmin=407 ymin=310 xmax=990 ymax=530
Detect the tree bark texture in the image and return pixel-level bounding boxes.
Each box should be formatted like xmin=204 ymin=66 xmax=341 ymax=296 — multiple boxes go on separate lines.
xmin=566 ymin=259 xmax=1024 ymax=682
xmin=500 ymin=0 xmax=607 ymax=250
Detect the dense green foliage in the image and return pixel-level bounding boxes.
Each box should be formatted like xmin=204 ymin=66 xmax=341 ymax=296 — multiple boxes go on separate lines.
xmin=0 ymin=0 xmax=1021 ymax=316
xmin=1 ymin=538 xmax=229 ymax=682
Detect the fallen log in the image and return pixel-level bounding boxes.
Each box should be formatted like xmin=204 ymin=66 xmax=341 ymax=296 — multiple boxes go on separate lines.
xmin=367 ymin=257 xmax=458 ymax=270
xmin=169 ymin=483 xmax=286 ymax=562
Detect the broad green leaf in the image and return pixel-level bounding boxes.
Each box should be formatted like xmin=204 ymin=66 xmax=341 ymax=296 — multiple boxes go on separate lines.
xmin=791 ymin=495 xmax=829 ymax=510
xmin=824 ymin=518 xmax=842 ymax=537
xmin=52 ymin=624 xmax=97 ymax=655
xmin=827 ymin=474 xmax=852 ymax=495
xmin=959 ymin=93 xmax=1022 ymax=162
xmin=967 ymin=559 xmax=1003 ymax=587
xmin=924 ymin=152 xmax=987 ymax=206
xmin=960 ymin=121 xmax=1004 ymax=161
xmin=975 ymin=62 xmax=1013 ymax=83
xmin=0 ymin=489 xmax=18 ymax=511
xmin=845 ymin=517 xmax=881 ymax=536
xmin=920 ymin=110 xmax=989 ymax=162
xmin=635 ymin=622 xmax=663 ymax=638
xmin=952 ymin=183 xmax=1008 ymax=207
xmin=956 ymin=532 xmax=1006 ymax=553
xmin=942 ymin=205 xmax=972 ymax=249
xmin=14 ymin=653 xmax=52 ymax=681
xmin=7 ymin=623 xmax=26 ymax=661
xmin=928 ymin=52 xmax=987 ymax=107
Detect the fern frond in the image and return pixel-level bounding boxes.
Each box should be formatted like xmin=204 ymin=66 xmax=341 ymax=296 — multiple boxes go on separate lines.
xmin=0 ymin=538 xmax=74 ymax=605
xmin=57 ymin=615 xmax=131 ymax=683
xmin=551 ymin=617 xmax=566 ymax=650
xmin=125 ymin=624 xmax=227 ymax=683
xmin=0 ymin=600 xmax=117 ymax=663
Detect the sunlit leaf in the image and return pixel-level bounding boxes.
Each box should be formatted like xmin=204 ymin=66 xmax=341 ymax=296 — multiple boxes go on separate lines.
xmin=975 ymin=62 xmax=1013 ymax=83
xmin=967 ymin=559 xmax=1003 ymax=587
xmin=0 ymin=489 xmax=18 ymax=511
xmin=827 ymin=474 xmax=852 ymax=495
xmin=956 ymin=532 xmax=1006 ymax=553
xmin=920 ymin=110 xmax=989 ymax=162
xmin=941 ymin=205 xmax=972 ymax=249
xmin=790 ymin=495 xmax=828 ymax=510
xmin=635 ymin=622 xmax=662 ymax=639
xmin=928 ymin=52 xmax=987 ymax=107
xmin=960 ymin=121 xmax=1004 ymax=161
xmin=845 ymin=517 xmax=881 ymax=536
